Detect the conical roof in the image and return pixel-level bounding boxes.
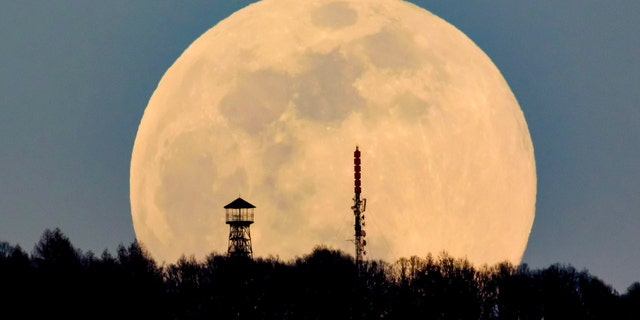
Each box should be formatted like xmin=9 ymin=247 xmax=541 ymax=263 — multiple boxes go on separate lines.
xmin=224 ymin=197 xmax=256 ymax=209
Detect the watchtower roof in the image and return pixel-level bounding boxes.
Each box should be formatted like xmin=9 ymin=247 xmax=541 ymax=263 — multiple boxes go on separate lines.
xmin=224 ymin=197 xmax=256 ymax=209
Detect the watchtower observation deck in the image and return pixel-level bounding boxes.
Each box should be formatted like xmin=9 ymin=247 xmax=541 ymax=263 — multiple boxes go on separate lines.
xmin=225 ymin=197 xmax=255 ymax=225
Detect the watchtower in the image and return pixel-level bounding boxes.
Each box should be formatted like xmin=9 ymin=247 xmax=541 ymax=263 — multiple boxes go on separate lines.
xmin=224 ymin=197 xmax=255 ymax=259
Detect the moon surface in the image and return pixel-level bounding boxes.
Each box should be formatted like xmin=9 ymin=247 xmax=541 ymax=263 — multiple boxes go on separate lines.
xmin=130 ymin=0 xmax=536 ymax=266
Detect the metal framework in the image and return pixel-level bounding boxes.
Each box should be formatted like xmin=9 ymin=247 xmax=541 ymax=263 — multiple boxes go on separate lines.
xmin=224 ymin=197 xmax=255 ymax=259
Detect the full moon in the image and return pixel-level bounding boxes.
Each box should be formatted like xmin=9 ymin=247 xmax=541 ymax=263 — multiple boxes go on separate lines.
xmin=130 ymin=0 xmax=536 ymax=266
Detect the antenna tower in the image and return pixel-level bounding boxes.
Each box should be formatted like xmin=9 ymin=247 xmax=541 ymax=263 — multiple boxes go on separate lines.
xmin=352 ymin=146 xmax=367 ymax=272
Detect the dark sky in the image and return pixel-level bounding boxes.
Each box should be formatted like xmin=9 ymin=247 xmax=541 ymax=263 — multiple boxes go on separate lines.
xmin=1 ymin=1 xmax=638 ymax=292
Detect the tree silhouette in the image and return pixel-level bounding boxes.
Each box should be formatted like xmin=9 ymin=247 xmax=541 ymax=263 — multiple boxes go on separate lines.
xmin=623 ymin=282 xmax=640 ymax=320
xmin=359 ymin=259 xmax=393 ymax=319
xmin=491 ymin=262 xmax=544 ymax=319
xmin=293 ymin=246 xmax=357 ymax=320
xmin=576 ymin=269 xmax=620 ymax=319
xmin=0 ymin=227 xmax=639 ymax=319
xmin=0 ymin=242 xmax=32 ymax=312
xmin=31 ymin=227 xmax=81 ymax=269
xmin=116 ymin=240 xmax=166 ymax=318
xmin=165 ymin=255 xmax=207 ymax=318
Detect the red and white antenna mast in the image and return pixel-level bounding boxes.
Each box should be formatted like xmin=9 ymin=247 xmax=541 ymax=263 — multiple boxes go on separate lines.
xmin=352 ymin=146 xmax=367 ymax=271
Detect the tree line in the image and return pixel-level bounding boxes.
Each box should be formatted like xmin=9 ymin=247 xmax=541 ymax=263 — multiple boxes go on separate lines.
xmin=1 ymin=227 xmax=638 ymax=319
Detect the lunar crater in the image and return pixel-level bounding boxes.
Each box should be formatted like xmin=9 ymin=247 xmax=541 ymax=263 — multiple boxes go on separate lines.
xmin=219 ymin=69 xmax=293 ymax=134
xmin=311 ymin=1 xmax=358 ymax=29
xmin=293 ymin=50 xmax=366 ymax=123
xmin=361 ymin=26 xmax=423 ymax=70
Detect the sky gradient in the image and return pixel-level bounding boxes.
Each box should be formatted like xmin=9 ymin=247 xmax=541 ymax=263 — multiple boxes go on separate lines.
xmin=1 ymin=1 xmax=638 ymax=292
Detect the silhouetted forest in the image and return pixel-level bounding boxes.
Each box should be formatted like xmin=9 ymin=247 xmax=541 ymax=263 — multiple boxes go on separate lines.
xmin=1 ymin=228 xmax=638 ymax=319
